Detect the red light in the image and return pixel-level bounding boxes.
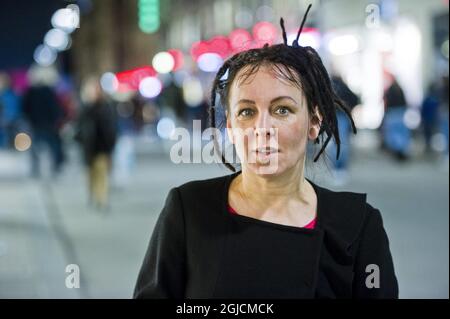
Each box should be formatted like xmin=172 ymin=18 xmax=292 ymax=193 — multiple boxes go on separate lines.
xmin=168 ymin=49 xmax=184 ymax=71
xmin=191 ymin=37 xmax=232 ymax=61
xmin=252 ymin=21 xmax=278 ymax=46
xmin=229 ymin=29 xmax=253 ymax=53
xmin=209 ymin=36 xmax=232 ymax=58
xmin=116 ymin=70 xmax=134 ymax=91
xmin=116 ymin=66 xmax=157 ymax=92
xmin=288 ymin=27 xmax=317 ymax=37
xmin=190 ymin=41 xmax=209 ymax=61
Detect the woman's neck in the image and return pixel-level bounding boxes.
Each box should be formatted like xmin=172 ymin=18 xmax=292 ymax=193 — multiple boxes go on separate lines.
xmin=236 ymin=160 xmax=312 ymax=209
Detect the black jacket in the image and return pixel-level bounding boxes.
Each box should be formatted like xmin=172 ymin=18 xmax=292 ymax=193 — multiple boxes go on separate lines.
xmin=75 ymin=101 xmax=117 ymax=164
xmin=134 ymin=171 xmax=399 ymax=299
xmin=22 ymin=85 xmax=63 ymax=131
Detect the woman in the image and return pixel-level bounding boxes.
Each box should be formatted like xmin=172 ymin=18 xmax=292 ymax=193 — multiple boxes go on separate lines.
xmin=134 ymin=8 xmax=398 ymax=299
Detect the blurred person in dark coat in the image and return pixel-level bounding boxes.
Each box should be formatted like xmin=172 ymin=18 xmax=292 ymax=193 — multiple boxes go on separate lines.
xmin=22 ymin=66 xmax=65 ymax=177
xmin=75 ymin=76 xmax=117 ymax=211
xmin=382 ymin=76 xmax=411 ymax=161
xmin=328 ymin=74 xmax=360 ymax=185
xmin=384 ymin=78 xmax=407 ymax=111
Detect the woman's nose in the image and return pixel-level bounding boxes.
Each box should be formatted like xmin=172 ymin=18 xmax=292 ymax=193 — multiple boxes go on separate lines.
xmin=254 ymin=112 xmax=273 ymax=137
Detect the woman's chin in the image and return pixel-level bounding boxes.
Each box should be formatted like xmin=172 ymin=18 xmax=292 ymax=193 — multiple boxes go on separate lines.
xmin=246 ymin=161 xmax=285 ymax=176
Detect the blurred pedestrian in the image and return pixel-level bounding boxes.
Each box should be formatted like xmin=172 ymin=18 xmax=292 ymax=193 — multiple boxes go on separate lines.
xmin=75 ymin=76 xmax=117 ymax=211
xmin=159 ymin=80 xmax=187 ymax=126
xmin=329 ymin=74 xmax=360 ymax=185
xmin=438 ymin=75 xmax=449 ymax=160
xmin=421 ymin=82 xmax=440 ymax=154
xmin=22 ymin=66 xmax=65 ymax=177
xmin=382 ymin=76 xmax=411 ymax=161
xmin=111 ymin=94 xmax=140 ymax=190
xmin=0 ymin=72 xmax=21 ymax=149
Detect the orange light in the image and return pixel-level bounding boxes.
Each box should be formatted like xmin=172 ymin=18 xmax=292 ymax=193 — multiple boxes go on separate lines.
xmin=14 ymin=133 xmax=32 ymax=151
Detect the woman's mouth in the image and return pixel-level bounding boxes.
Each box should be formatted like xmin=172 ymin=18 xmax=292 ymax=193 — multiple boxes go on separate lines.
xmin=250 ymin=147 xmax=280 ymax=164
xmin=254 ymin=147 xmax=279 ymax=155
xmin=251 ymin=147 xmax=280 ymax=162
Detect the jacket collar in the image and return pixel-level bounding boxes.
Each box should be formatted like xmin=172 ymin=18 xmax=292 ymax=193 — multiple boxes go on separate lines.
xmin=224 ymin=171 xmax=367 ymax=250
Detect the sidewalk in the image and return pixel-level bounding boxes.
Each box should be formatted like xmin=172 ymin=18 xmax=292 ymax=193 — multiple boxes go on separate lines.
xmin=0 ymin=175 xmax=81 ymax=298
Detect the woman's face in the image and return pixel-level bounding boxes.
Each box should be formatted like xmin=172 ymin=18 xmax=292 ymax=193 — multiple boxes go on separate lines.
xmin=226 ymin=64 xmax=321 ymax=176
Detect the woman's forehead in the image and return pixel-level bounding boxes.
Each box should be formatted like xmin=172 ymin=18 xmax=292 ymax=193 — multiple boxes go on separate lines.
xmin=230 ymin=65 xmax=303 ymax=101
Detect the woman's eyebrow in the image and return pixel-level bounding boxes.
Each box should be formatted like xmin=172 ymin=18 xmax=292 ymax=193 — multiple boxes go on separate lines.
xmin=270 ymin=96 xmax=298 ymax=105
xmin=235 ymin=96 xmax=298 ymax=106
xmin=236 ymin=99 xmax=256 ymax=105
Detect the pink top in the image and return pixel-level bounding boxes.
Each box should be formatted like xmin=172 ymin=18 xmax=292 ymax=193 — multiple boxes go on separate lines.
xmin=227 ymin=205 xmax=316 ymax=229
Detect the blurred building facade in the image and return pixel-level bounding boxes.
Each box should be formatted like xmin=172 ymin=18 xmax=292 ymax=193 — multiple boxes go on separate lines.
xmin=69 ymin=0 xmax=448 ymax=106
xmin=1 ymin=0 xmax=447 ymax=154
xmin=71 ymin=0 xmax=163 ymax=81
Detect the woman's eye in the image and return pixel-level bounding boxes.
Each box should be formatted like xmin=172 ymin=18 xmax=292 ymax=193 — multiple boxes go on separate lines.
xmin=275 ymin=106 xmax=291 ymax=116
xmin=238 ymin=108 xmax=254 ymax=117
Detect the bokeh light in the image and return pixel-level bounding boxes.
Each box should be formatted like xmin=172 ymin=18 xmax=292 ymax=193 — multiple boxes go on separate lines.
xmin=152 ymin=51 xmax=175 ymax=74
xmin=252 ymin=21 xmax=277 ymax=46
xmin=14 ymin=133 xmax=32 ymax=152
xmin=197 ymin=53 xmax=223 ymax=72
xmin=182 ymin=77 xmax=204 ymax=107
xmin=229 ymin=29 xmax=253 ymax=52
xmin=33 ymin=44 xmax=57 ymax=66
xmin=167 ymin=49 xmax=184 ymax=71
xmin=139 ymin=76 xmax=162 ymax=98
xmin=328 ymin=34 xmax=359 ymax=56
xmin=156 ymin=117 xmax=175 ymax=139
xmin=44 ymin=28 xmax=70 ymax=51
xmin=51 ymin=5 xmax=80 ymax=33
xmin=100 ymin=72 xmax=119 ymax=94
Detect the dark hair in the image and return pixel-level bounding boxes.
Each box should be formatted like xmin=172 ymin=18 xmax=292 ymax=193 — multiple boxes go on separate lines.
xmin=209 ymin=8 xmax=357 ymax=172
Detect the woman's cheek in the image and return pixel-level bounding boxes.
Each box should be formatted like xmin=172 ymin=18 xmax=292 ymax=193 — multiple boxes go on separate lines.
xmin=279 ymin=123 xmax=308 ymax=154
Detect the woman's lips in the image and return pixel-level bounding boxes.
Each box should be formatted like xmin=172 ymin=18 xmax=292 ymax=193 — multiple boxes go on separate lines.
xmin=251 ymin=148 xmax=280 ymax=163
xmin=253 ymin=147 xmax=279 ymax=154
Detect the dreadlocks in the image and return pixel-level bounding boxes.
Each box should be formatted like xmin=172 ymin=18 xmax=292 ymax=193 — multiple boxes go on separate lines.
xmin=209 ymin=4 xmax=357 ymax=172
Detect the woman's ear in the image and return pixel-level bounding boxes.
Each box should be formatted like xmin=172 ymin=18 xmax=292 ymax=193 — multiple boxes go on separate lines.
xmin=308 ymin=107 xmax=323 ymax=141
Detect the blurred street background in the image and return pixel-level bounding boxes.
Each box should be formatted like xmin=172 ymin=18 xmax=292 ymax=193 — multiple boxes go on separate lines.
xmin=0 ymin=0 xmax=448 ymax=298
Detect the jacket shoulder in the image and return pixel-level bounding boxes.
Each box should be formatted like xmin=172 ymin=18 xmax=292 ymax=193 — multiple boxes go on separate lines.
xmin=315 ymin=183 xmax=371 ymax=247
xmin=172 ymin=173 xmax=235 ymax=210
